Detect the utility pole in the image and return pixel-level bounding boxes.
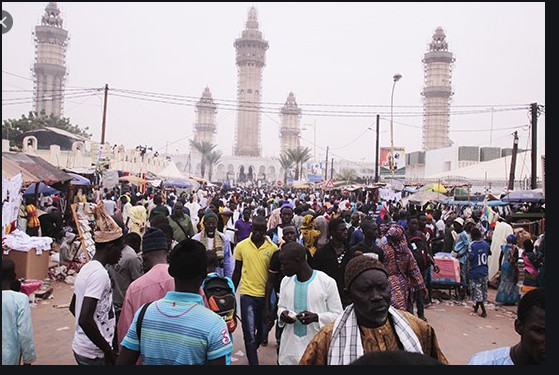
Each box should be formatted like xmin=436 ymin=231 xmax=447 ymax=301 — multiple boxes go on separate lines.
xmin=324 ymin=146 xmax=329 ymax=181
xmin=507 ymin=131 xmax=518 ymax=191
xmin=375 ymin=114 xmax=380 ymax=182
xmin=530 ymin=103 xmax=538 ymax=189
xmin=100 ymin=84 xmax=109 ymax=144
xmin=330 ymin=158 xmax=334 ymax=181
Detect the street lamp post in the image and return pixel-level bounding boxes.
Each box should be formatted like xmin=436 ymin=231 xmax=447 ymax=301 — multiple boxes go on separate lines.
xmin=390 ymin=73 xmax=402 ymax=179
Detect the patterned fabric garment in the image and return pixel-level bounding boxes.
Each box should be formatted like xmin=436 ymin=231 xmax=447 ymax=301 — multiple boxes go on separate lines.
xmin=300 ymin=215 xmax=321 ymax=256
xmin=26 ymin=204 xmax=40 ymax=227
xmin=381 ymin=223 xmax=426 ymax=311
xmin=197 ymin=230 xmax=224 ymax=260
xmin=495 ymin=244 xmax=520 ymax=305
xmin=469 ymin=276 xmax=488 ymax=303
xmin=327 ymin=305 xmax=423 ymax=365
xmin=298 ymin=309 xmax=448 ymax=365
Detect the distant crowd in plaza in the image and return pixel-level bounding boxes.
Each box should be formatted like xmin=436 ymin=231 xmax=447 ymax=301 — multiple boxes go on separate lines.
xmin=3 ymin=182 xmax=545 ymax=365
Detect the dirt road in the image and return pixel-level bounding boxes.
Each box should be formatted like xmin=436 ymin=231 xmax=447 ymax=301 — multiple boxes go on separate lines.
xmin=28 ymin=280 xmax=518 ymax=365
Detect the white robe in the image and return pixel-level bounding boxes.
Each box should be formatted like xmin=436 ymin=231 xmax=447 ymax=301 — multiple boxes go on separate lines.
xmin=277 ymin=270 xmax=343 ymax=365
xmin=488 ymin=221 xmax=514 ymax=280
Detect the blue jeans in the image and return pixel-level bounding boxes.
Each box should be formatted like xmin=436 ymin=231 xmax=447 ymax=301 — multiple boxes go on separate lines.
xmin=240 ymin=294 xmax=266 ymax=365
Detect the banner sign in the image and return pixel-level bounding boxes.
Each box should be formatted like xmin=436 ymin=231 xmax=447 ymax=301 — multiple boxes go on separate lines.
xmin=379 ymin=146 xmax=406 ymax=179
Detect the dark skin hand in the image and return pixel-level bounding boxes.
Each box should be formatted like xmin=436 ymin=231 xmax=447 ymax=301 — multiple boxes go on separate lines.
xmin=280 ymin=310 xmax=297 ymax=324
xmin=296 ymin=310 xmax=318 ymax=325
xmin=429 ymin=254 xmax=440 ymax=273
xmin=279 ymin=310 xmax=318 ymax=325
xmin=232 ymin=259 xmax=243 ymax=291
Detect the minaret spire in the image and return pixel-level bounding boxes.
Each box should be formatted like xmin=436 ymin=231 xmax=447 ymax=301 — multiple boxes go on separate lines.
xmin=246 ymin=6 xmax=259 ymax=29
xmin=421 ymin=26 xmax=455 ymax=151
xmin=33 ymin=2 xmax=69 ymax=117
xmin=233 ymin=6 xmax=269 ymax=157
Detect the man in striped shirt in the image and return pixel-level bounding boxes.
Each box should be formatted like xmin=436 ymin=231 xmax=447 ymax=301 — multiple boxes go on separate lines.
xmin=117 ymin=238 xmax=233 ymax=365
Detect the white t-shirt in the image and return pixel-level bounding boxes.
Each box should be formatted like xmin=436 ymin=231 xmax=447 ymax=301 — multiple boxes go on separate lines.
xmin=435 ymin=219 xmax=446 ymax=238
xmin=224 ymin=211 xmax=240 ymax=244
xmin=71 ymin=260 xmax=115 ymax=359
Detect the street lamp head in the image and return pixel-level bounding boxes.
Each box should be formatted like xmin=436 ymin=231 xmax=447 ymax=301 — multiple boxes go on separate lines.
xmin=393 ymin=73 xmax=402 ymax=82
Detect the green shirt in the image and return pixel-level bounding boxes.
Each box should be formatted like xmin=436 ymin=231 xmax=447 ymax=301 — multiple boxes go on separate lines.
xmin=167 ymin=214 xmax=195 ymax=242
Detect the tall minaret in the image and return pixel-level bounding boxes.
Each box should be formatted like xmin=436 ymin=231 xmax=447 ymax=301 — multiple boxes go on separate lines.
xmin=32 ymin=2 xmax=69 ymax=118
xmin=233 ymin=6 xmax=268 ymax=157
xmin=279 ymin=92 xmax=301 ymax=154
xmin=193 ymin=87 xmax=217 ymax=147
xmin=421 ymin=26 xmax=455 ymax=150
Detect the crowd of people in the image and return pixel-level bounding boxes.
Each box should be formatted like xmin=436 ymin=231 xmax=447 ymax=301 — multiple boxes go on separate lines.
xmin=2 ymin=182 xmax=546 ymax=365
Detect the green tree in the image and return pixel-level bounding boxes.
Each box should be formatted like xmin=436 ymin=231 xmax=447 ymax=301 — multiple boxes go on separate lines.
xmin=337 ymin=168 xmax=357 ymax=184
xmin=190 ymin=140 xmax=217 ymax=179
xmin=276 ymin=152 xmax=295 ymax=185
xmin=206 ymin=149 xmax=223 ymax=182
xmin=2 ymin=111 xmax=92 ymax=146
xmin=286 ymin=146 xmax=312 ymax=180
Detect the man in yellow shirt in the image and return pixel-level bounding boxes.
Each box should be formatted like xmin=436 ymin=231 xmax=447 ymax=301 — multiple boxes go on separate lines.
xmin=232 ymin=215 xmax=278 ymax=365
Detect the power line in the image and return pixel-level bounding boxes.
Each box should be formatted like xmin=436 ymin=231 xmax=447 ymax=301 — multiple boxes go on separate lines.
xmin=109 ymin=89 xmax=532 ymax=119
xmin=2 ymin=89 xmax=101 ymax=102
xmin=2 ymin=70 xmax=105 ymax=91
xmin=109 ymin=87 xmax=530 ymax=110
xmin=2 ymin=92 xmax=100 ymax=106
xmin=3 ymin=71 xmax=539 ymax=118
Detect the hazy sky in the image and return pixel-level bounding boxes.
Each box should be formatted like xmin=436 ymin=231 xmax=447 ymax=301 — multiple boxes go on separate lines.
xmin=2 ymin=2 xmax=545 ymax=165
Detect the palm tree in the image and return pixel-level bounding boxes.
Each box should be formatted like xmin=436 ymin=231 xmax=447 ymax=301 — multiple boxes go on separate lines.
xmin=206 ymin=149 xmax=223 ymax=182
xmin=190 ymin=140 xmax=217 ymax=179
xmin=337 ymin=168 xmax=357 ymax=185
xmin=276 ymin=152 xmax=294 ymax=185
xmin=286 ymin=147 xmax=312 ymax=180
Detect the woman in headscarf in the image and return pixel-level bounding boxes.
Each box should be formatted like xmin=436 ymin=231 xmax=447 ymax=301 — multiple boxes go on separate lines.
xmin=381 ymin=222 xmax=427 ymax=313
xmin=127 ymin=196 xmax=147 ymax=236
xmin=495 ymin=234 xmax=520 ymax=306
xmin=300 ymin=214 xmax=321 ymax=256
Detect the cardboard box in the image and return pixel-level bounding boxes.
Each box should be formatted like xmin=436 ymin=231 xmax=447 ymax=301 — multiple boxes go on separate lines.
xmin=2 ymin=248 xmax=50 ymax=280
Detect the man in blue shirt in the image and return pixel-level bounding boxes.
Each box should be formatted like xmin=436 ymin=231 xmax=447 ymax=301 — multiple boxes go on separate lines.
xmin=451 ymin=217 xmax=471 ymax=299
xmin=467 ymin=288 xmax=545 ymax=365
xmin=2 ymin=258 xmax=36 ymax=365
xmin=117 ymin=238 xmax=233 ymax=365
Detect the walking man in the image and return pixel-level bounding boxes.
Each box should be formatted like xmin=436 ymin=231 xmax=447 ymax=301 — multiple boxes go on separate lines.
xmin=299 ymin=252 xmax=448 ymax=365
xmin=2 ymin=258 xmax=37 ymax=365
xmin=232 ymin=215 xmax=278 ymax=365
xmin=117 ymin=239 xmax=233 ymax=365
xmin=276 ymin=242 xmax=343 ymax=365
xmin=69 ymin=202 xmax=125 ymax=365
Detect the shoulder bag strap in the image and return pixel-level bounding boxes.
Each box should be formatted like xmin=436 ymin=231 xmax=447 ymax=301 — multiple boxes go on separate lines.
xmin=170 ymin=216 xmax=191 ymax=239
xmin=136 ymin=301 xmax=153 ymax=342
